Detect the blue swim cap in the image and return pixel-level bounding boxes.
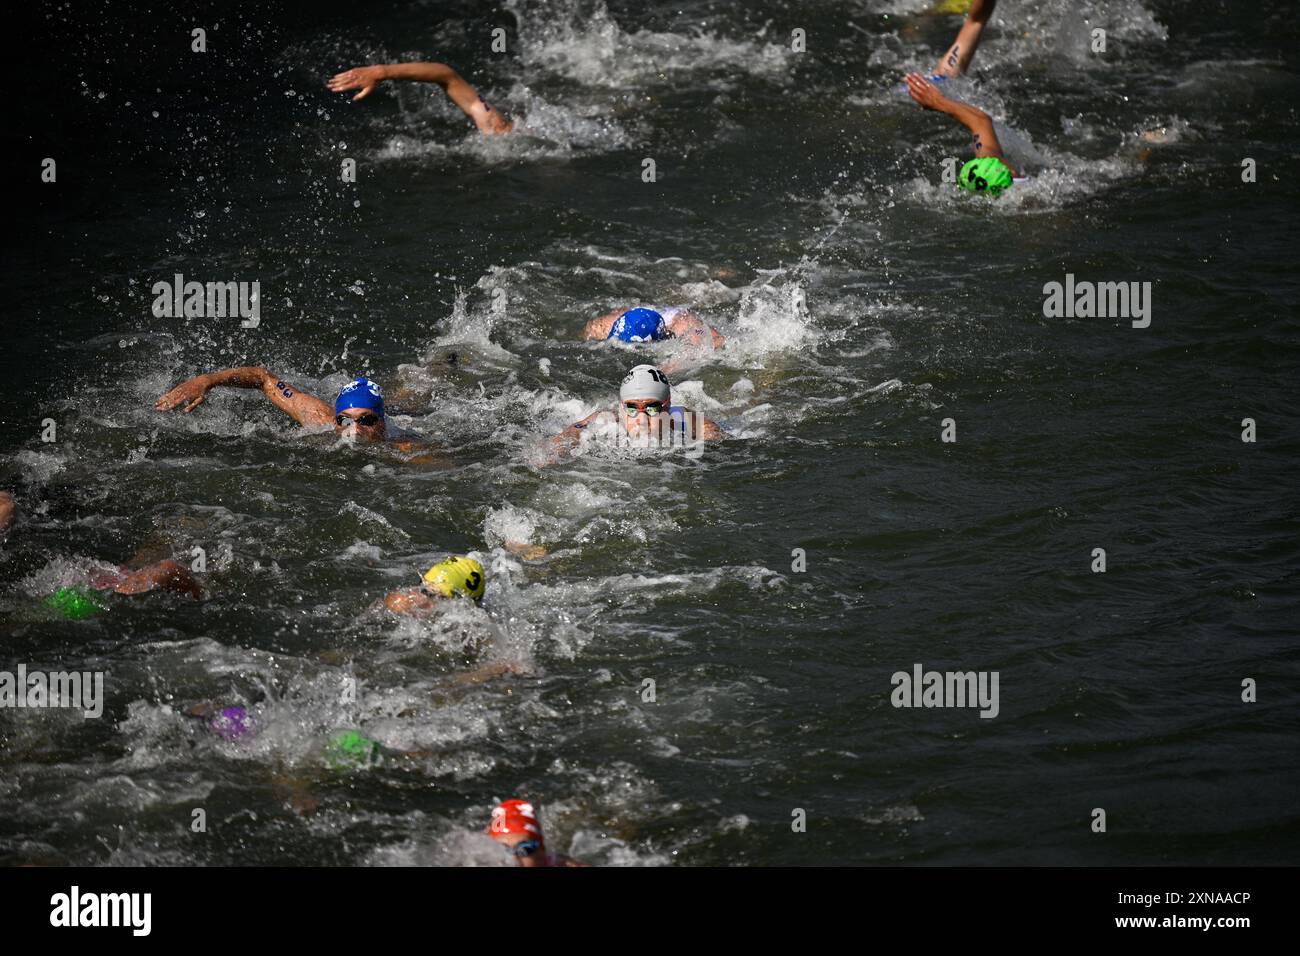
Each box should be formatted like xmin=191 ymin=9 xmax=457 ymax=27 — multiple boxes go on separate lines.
xmin=608 ymin=308 xmax=670 ymax=343
xmin=335 ymin=376 xmax=385 ymax=416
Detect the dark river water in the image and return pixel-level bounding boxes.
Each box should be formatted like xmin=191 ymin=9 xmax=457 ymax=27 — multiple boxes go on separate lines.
xmin=2 ymin=0 xmax=1298 ymax=866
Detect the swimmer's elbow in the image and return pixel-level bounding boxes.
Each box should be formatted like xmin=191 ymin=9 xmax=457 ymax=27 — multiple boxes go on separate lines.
xmin=423 ymin=62 xmax=457 ymax=87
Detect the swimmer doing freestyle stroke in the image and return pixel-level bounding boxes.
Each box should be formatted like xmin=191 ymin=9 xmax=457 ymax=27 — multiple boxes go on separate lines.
xmin=904 ymin=0 xmax=1030 ymax=195
xmin=328 ymin=61 xmax=513 ymax=135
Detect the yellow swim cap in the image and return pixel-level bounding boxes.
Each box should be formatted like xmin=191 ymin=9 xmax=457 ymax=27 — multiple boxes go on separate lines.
xmin=421 ymin=556 xmax=486 ymax=602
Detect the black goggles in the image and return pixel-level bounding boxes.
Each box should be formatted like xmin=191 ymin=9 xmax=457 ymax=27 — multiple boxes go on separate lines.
xmin=336 ymin=413 xmax=382 ymax=427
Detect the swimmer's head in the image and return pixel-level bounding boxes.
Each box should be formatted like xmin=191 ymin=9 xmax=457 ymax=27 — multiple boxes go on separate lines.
xmin=46 ymin=586 xmax=105 ymax=620
xmin=619 ymin=364 xmax=671 ymax=435
xmin=958 ymin=157 xmax=1014 ymax=197
xmin=324 ymin=730 xmax=381 ymax=770
xmin=421 ymin=556 xmax=486 ymax=603
xmin=620 ymin=364 xmax=671 ymax=403
xmin=488 ymin=798 xmax=546 ymax=865
xmin=334 ymin=377 xmax=387 ymax=441
xmin=209 ymin=706 xmax=254 ymax=742
xmin=608 ymin=308 xmax=671 ymax=343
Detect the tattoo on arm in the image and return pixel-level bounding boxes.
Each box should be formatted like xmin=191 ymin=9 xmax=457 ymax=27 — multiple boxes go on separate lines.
xmin=946 ymin=45 xmax=960 ymax=68
xmin=276 ymin=381 xmax=294 ymax=398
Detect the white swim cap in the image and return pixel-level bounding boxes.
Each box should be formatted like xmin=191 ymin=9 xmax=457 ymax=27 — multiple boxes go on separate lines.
xmin=619 ymin=364 xmax=671 ymax=403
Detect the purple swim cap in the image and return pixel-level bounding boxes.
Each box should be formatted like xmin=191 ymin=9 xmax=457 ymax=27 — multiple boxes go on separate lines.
xmin=209 ymin=706 xmax=253 ymax=741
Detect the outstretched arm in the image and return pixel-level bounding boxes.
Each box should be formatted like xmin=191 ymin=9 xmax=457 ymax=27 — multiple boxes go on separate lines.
xmin=935 ymin=0 xmax=997 ymax=77
xmin=155 ymin=367 xmax=334 ymax=428
xmin=905 ymin=73 xmax=1019 ymax=175
xmin=327 ymin=62 xmax=513 ymax=135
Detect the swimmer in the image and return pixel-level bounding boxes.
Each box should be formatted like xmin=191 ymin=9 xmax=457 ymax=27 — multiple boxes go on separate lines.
xmin=381 ymin=555 xmax=486 ymax=615
xmin=3 ymin=491 xmax=203 ymax=613
xmin=187 ymin=702 xmax=258 ymax=741
xmin=905 ymin=0 xmax=1028 ymax=195
xmin=488 ymin=799 xmax=587 ymax=867
xmin=583 ymin=306 xmax=725 ymax=350
xmin=87 ymin=560 xmax=203 ymax=599
xmin=322 ymin=729 xmax=439 ymax=770
xmin=542 ymin=364 xmax=728 ymax=464
xmin=327 ymin=61 xmax=513 ymax=136
xmin=44 ymin=558 xmax=202 ymax=619
xmin=155 ymin=369 xmax=439 ymax=459
xmin=905 ymin=74 xmax=1023 ymax=193
xmin=180 ymin=704 xmax=419 ymax=815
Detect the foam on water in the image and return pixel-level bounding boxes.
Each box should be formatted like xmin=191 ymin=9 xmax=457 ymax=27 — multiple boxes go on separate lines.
xmin=506 ymin=0 xmax=793 ymax=89
xmin=7 ymin=0 xmax=1296 ymax=867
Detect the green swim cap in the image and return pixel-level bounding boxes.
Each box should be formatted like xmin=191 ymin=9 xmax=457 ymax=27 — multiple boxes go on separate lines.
xmin=324 ymin=730 xmax=382 ymax=770
xmin=958 ymin=157 xmax=1014 ymax=197
xmin=46 ymin=586 xmax=106 ymax=620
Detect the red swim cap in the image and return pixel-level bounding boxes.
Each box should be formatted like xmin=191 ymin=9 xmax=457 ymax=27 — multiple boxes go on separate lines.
xmin=489 ymin=799 xmax=545 ymax=845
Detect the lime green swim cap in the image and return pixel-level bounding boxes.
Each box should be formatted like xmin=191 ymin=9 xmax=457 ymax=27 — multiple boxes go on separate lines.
xmin=324 ymin=730 xmax=382 ymax=770
xmin=958 ymin=157 xmax=1014 ymax=197
xmin=46 ymin=586 xmax=106 ymax=620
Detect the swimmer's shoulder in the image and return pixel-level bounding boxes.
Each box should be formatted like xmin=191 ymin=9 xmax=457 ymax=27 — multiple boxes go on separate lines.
xmin=669 ymin=405 xmax=731 ymax=439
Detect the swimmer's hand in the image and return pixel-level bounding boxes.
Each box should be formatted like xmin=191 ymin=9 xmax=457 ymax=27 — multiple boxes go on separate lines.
xmin=327 ymin=65 xmax=386 ymax=101
xmin=450 ymin=660 xmax=529 ymax=685
xmin=905 ymin=73 xmax=950 ymax=111
xmin=504 ymin=540 xmax=548 ymax=560
xmin=155 ymin=374 xmax=215 ymax=413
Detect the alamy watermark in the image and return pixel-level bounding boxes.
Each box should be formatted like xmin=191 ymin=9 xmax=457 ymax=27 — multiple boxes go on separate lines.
xmin=890 ymin=663 xmax=999 ymax=719
xmin=0 ymin=664 xmax=105 ymax=718
xmin=50 ymin=886 xmax=151 ymax=936
xmin=151 ymin=273 xmax=260 ymax=328
xmin=1042 ymin=273 xmax=1151 ymax=328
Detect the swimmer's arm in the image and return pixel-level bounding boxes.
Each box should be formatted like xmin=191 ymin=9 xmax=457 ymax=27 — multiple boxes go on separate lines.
xmin=449 ymin=660 xmax=528 ymax=686
xmin=666 ymin=310 xmax=726 ymax=349
xmin=112 ymin=560 xmax=202 ymax=599
xmin=905 ymin=74 xmax=1019 ymax=175
xmin=386 ymin=429 xmax=454 ymax=468
xmin=328 ymin=62 xmax=512 ymax=135
xmin=670 ymin=410 xmax=729 ymax=441
xmin=0 ymin=491 xmax=15 ymax=534
xmin=155 ymin=367 xmax=334 ymax=427
xmin=504 ymin=540 xmax=548 ymax=560
xmin=935 ymin=0 xmax=997 ymax=77
xmin=582 ymin=310 xmax=622 ymax=340
xmin=539 ymin=411 xmax=603 ymax=466
xmin=699 ymin=416 xmax=729 ymax=440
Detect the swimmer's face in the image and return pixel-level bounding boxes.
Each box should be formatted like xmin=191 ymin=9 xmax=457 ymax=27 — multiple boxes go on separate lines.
xmin=622 ymin=398 xmax=667 ymax=436
xmin=491 ymin=830 xmax=545 ymax=867
xmin=335 ymin=409 xmax=387 ymax=442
